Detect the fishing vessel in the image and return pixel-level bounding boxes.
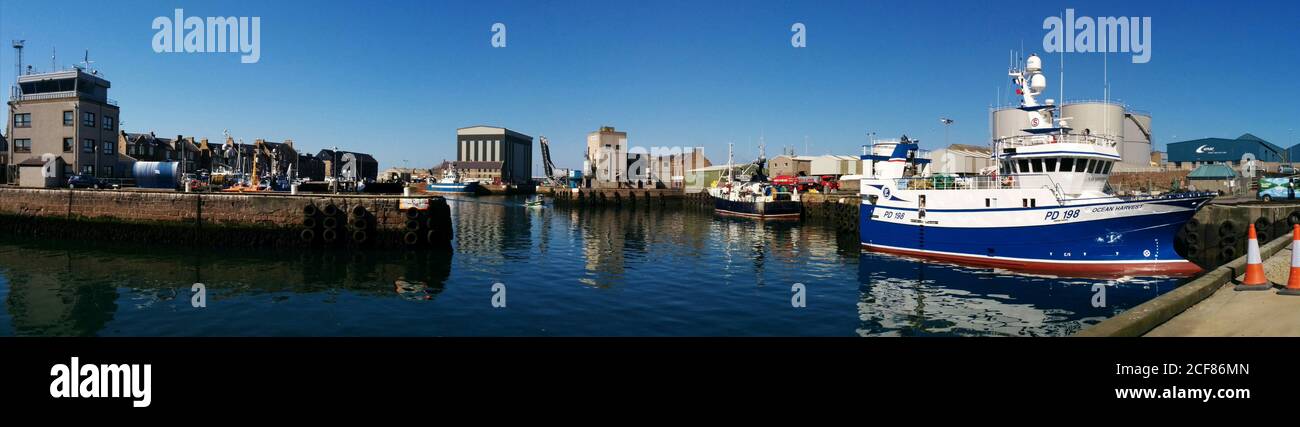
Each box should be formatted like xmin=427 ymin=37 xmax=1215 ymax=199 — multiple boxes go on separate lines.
xmin=858 ymin=53 xmax=1213 ymax=277
xmin=426 ymin=164 xmax=481 ymax=194
xmin=708 ymin=143 xmax=802 ymax=219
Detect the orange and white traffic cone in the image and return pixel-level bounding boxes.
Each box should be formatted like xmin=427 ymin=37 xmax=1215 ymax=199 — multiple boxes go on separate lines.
xmin=1236 ymin=223 xmax=1272 ymax=291
xmin=1280 ymin=224 xmax=1300 ymax=296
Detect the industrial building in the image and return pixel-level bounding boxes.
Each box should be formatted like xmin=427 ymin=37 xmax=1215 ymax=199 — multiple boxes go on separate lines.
xmin=5 ymin=67 xmax=121 ymax=186
xmin=456 ymin=126 xmax=532 ymax=185
xmin=585 ymin=126 xmax=628 ymax=187
xmin=644 ymin=147 xmax=710 ymax=188
xmin=929 ymin=144 xmax=994 ymax=175
xmin=768 ymin=155 xmax=813 ymax=177
xmin=991 ymin=100 xmax=1152 ymax=167
xmin=769 ymin=154 xmax=859 ymax=177
xmin=1166 ymin=133 xmax=1285 ymax=170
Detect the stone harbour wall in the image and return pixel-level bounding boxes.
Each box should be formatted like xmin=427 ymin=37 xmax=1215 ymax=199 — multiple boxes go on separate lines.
xmin=0 ymin=188 xmax=452 ymax=249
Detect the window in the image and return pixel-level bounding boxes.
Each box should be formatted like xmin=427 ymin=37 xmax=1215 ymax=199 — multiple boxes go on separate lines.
xmin=14 ymin=138 xmax=32 ymax=153
xmin=1075 ymin=158 xmax=1087 ymax=172
xmin=82 ymin=111 xmax=96 ymax=127
xmin=1060 ymin=158 xmax=1075 ymax=172
xmin=83 ymin=139 xmax=96 ymax=153
xmin=1031 ymin=159 xmax=1043 ymax=173
xmin=63 ymin=138 xmax=74 ymax=153
xmin=64 ymin=111 xmax=74 ymax=126
xmin=1102 ymin=161 xmax=1113 ymax=174
xmin=63 ymin=165 xmax=73 ymax=176
xmin=81 ymin=165 xmax=94 ymax=174
xmin=102 ymin=140 xmax=114 ymax=155
xmin=103 ymin=116 xmax=114 ymax=130
xmin=101 ymin=166 xmax=113 ymax=177
xmin=1087 ymin=160 xmax=1099 ymax=174
xmin=1017 ymin=159 xmax=1030 ymax=173
xmin=1045 ymin=158 xmax=1057 ymax=172
xmin=13 ymin=113 xmax=31 ymax=128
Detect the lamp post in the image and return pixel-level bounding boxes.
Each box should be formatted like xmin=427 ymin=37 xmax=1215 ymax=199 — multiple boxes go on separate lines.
xmin=939 ymin=118 xmax=954 ymax=147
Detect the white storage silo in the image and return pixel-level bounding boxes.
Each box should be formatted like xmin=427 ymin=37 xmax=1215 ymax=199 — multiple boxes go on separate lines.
xmin=1122 ymin=112 xmax=1153 ymax=166
xmin=1060 ymin=102 xmax=1126 ymax=140
xmin=991 ymin=107 xmax=1033 ymax=141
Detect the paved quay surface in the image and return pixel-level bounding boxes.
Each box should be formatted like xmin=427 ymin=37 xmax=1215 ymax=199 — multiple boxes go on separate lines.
xmin=1146 ymin=244 xmax=1300 ymax=337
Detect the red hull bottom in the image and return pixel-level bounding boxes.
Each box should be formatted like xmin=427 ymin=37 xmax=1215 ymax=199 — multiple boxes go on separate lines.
xmin=863 ymin=244 xmax=1203 ymax=279
xmin=715 ymin=210 xmax=801 ymax=220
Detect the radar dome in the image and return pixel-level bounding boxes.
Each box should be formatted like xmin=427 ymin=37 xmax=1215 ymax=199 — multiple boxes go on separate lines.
xmin=1029 ymin=74 xmax=1047 ymax=92
xmin=1026 ymin=54 xmax=1042 ymax=72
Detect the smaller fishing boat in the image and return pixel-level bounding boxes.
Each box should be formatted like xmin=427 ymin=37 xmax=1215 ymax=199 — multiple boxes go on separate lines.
xmin=524 ymin=198 xmax=545 ymax=208
xmin=708 ymin=142 xmax=802 ymax=219
xmin=426 ymin=164 xmax=481 ymax=194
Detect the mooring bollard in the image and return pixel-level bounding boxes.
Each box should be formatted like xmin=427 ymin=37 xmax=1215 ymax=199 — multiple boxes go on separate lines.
xmin=403 ymin=186 xmax=411 ymax=197
xmin=291 ymin=183 xmax=299 ymax=195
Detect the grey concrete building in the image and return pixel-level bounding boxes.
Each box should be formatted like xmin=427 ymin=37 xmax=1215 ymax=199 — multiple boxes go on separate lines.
xmin=6 ymin=68 xmax=121 ymax=186
xmin=456 ymin=126 xmax=532 ymax=185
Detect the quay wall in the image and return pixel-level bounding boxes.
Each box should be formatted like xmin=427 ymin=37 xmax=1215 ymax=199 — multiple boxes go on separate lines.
xmin=546 ymin=187 xmax=684 ymax=208
xmin=0 ymin=188 xmax=452 ymax=248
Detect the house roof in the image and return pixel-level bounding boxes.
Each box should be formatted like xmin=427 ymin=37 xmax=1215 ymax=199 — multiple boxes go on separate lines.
xmin=1187 ymin=164 xmax=1238 ymax=179
xmin=17 ymin=157 xmax=49 ymax=166
xmin=318 ymin=149 xmax=377 ymax=164
xmin=457 ymin=125 xmax=533 ymax=140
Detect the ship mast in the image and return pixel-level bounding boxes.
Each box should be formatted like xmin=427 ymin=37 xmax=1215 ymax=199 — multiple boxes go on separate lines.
xmin=726 ymin=142 xmax=734 ymax=182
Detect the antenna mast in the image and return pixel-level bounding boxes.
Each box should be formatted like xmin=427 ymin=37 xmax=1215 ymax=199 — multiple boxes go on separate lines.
xmin=11 ymin=40 xmax=25 ymax=100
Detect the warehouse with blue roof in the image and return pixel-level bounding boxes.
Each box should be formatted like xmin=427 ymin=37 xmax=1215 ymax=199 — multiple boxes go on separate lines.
xmin=1166 ymin=133 xmax=1286 ymax=169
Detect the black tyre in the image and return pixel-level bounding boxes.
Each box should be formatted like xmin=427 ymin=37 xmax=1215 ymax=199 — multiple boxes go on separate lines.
xmin=1221 ymin=246 xmax=1237 ymax=260
xmin=352 ymin=230 xmax=369 ymax=244
xmin=322 ymin=203 xmax=339 ymax=217
xmin=406 ymin=207 xmax=422 ymax=220
xmin=302 ymin=217 xmax=317 ymax=229
xmin=300 ymin=228 xmax=316 ymax=243
xmin=1219 ymin=221 xmax=1236 ymax=239
xmin=303 ymin=204 xmax=319 ymax=217
xmin=322 ymin=216 xmax=339 ymax=229
xmin=321 ymin=228 xmax=338 ymax=243
xmin=403 ymin=231 xmax=421 ymax=245
xmin=350 ymin=205 xmax=367 ymax=218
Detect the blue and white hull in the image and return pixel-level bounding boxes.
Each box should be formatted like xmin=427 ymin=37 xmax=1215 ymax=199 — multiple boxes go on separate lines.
xmin=859 ymin=192 xmax=1213 ymax=277
xmin=426 ymin=182 xmax=480 ymax=194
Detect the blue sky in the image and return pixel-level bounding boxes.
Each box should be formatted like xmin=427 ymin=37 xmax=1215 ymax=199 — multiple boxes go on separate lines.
xmin=2 ymin=0 xmax=1298 ymax=170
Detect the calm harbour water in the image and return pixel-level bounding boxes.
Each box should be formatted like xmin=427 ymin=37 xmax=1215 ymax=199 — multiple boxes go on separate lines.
xmin=0 ymin=195 xmax=1186 ymax=336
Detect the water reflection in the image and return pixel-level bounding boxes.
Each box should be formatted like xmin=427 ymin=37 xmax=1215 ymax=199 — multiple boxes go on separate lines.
xmin=0 ymin=240 xmax=451 ymax=336
xmin=0 ymin=195 xmax=1185 ymax=336
xmin=856 ymin=252 xmax=1177 ymax=336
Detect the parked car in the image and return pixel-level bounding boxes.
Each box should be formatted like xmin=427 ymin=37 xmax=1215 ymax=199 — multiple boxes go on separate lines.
xmin=67 ymin=174 xmax=107 ymax=189
xmin=1258 ymin=177 xmax=1300 ymax=202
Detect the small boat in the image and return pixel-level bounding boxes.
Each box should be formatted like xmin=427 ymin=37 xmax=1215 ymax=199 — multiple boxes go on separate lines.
xmin=708 ymin=142 xmax=802 ymax=219
xmin=426 ymin=164 xmax=481 ymax=194
xmin=524 ymin=199 xmax=545 ymax=208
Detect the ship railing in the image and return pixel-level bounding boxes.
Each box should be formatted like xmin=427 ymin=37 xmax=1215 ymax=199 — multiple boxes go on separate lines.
xmin=996 ymin=133 xmax=1119 ymax=149
xmin=1114 ymin=191 xmax=1218 ymax=202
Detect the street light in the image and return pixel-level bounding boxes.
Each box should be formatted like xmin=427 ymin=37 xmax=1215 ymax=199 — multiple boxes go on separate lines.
xmin=939 ymin=118 xmax=954 ymax=147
